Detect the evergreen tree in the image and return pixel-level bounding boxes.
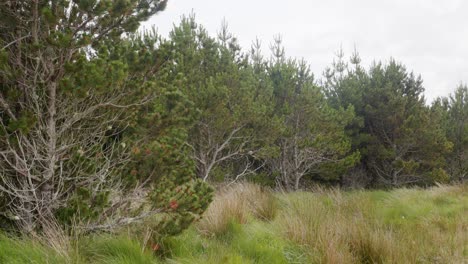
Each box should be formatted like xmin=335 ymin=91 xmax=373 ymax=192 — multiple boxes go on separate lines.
xmin=158 ymin=16 xmax=273 ymax=183
xmin=0 ymin=0 xmax=212 ymax=235
xmin=325 ymin=55 xmax=452 ymax=187
xmin=266 ymin=39 xmax=359 ymax=190
xmin=432 ymin=85 xmax=468 ymax=182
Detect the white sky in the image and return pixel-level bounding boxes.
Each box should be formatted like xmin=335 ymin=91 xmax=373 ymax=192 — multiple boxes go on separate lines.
xmin=143 ymin=0 xmax=468 ymax=102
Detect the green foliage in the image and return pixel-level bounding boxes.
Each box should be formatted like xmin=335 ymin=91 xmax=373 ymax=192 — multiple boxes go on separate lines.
xmin=325 ymin=52 xmax=452 ymax=187
xmin=432 ymin=85 xmax=468 ymax=182
xmin=153 ymin=15 xmax=278 ymax=182
xmin=262 ymin=41 xmax=359 ymax=189
xmin=0 ymin=0 xmax=211 ymax=238
xmin=148 ymin=180 xmax=213 ymax=237
xmin=120 ymin=31 xmax=213 ymax=238
xmin=56 ymin=187 xmax=111 ymax=226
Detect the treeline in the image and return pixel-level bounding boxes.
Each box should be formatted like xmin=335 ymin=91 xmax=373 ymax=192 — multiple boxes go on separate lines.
xmin=0 ymin=1 xmax=466 ymax=238
xmin=151 ymin=15 xmax=466 ymax=189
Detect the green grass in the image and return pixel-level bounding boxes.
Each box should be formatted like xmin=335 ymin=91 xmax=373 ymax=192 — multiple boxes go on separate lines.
xmin=0 ymin=234 xmax=70 ymax=264
xmin=79 ymin=235 xmax=159 ymax=264
xmin=164 ymin=221 xmax=308 ymax=264
xmin=0 ymin=184 xmax=466 ymax=263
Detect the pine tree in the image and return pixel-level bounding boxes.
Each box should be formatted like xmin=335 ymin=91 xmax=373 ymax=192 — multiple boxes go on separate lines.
xmin=432 ymin=85 xmax=468 ymax=182
xmin=158 ymin=15 xmax=273 ymax=183
xmin=266 ymin=40 xmax=359 ymax=190
xmin=325 ymin=55 xmax=452 ymax=187
xmin=0 ymin=0 xmax=212 ymax=235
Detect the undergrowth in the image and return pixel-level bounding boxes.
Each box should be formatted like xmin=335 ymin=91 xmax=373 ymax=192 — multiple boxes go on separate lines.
xmin=0 ymin=183 xmax=466 ymax=263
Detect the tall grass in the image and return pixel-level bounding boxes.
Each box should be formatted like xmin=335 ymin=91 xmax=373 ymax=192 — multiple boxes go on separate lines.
xmin=276 ymin=184 xmax=468 ymax=263
xmin=0 ymin=233 xmax=70 ymax=264
xmin=79 ymin=235 xmax=159 ymax=264
xmin=0 ymin=183 xmax=466 ymax=263
xmin=196 ymin=182 xmax=278 ymax=237
xmin=0 ymin=232 xmax=159 ymax=264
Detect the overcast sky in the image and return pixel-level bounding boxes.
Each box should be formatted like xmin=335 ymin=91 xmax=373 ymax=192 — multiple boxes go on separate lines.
xmin=143 ymin=0 xmax=468 ymax=102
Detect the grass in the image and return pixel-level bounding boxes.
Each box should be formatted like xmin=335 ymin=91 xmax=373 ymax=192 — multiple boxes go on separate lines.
xmin=0 ymin=233 xmax=70 ymax=264
xmin=276 ymin=185 xmax=468 ymax=263
xmin=196 ymin=183 xmax=278 ymax=237
xmin=0 ymin=233 xmax=161 ymax=264
xmin=0 ymin=183 xmax=466 ymax=263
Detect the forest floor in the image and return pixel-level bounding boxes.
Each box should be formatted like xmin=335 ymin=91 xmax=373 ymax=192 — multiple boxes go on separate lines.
xmin=1 ymin=183 xmax=467 ymax=263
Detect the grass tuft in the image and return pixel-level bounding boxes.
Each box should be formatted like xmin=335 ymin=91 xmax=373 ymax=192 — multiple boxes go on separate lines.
xmin=79 ymin=235 xmax=159 ymax=264
xmin=196 ymin=182 xmax=278 ymax=237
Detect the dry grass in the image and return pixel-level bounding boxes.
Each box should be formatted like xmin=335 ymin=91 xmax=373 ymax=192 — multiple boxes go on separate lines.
xmin=196 ymin=183 xmax=467 ymax=263
xmin=196 ymin=182 xmax=278 ymax=237
xmin=240 ymin=183 xmax=278 ymax=221
xmin=30 ymin=218 xmax=74 ymax=261
xmin=276 ymin=184 xmax=468 ymax=263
